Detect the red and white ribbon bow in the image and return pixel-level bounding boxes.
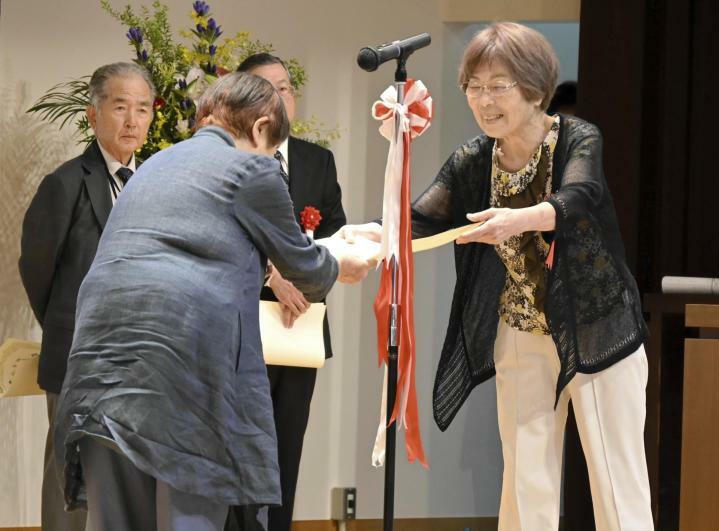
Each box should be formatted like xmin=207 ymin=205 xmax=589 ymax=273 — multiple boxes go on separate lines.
xmin=371 ymin=79 xmax=432 ymax=469
xmin=371 ymin=80 xmax=433 ymax=266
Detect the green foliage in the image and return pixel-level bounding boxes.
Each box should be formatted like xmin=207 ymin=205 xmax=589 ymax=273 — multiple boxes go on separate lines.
xmin=27 ymin=78 xmax=92 ymax=145
xmin=291 ymin=118 xmax=342 ymax=149
xmin=28 ymin=1 xmax=339 ymax=161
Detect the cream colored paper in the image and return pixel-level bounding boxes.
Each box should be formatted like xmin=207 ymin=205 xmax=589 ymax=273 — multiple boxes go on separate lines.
xmin=316 ymin=235 xmax=381 ymax=263
xmin=0 ymin=339 xmax=43 ymax=398
xmin=411 ymin=222 xmax=483 ymax=252
xmin=259 ymin=301 xmax=326 ymax=368
xmin=316 ymin=222 xmax=483 ymax=263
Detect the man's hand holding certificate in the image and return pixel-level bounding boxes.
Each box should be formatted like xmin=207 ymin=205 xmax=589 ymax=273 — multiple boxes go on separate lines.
xmin=316 ymin=229 xmax=381 ymax=267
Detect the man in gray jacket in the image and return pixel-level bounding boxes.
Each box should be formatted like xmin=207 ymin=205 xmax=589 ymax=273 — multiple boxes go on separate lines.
xmin=53 ymin=72 xmax=368 ymax=531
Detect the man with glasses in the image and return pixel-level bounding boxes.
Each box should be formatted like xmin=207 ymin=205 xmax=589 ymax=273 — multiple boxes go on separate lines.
xmin=228 ymin=53 xmax=346 ymax=531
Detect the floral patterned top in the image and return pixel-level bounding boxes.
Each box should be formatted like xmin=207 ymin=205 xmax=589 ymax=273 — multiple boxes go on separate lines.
xmin=491 ymin=115 xmax=560 ymax=335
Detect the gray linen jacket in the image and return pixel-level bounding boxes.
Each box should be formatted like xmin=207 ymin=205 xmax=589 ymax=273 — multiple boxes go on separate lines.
xmin=53 ymin=126 xmax=338 ymax=509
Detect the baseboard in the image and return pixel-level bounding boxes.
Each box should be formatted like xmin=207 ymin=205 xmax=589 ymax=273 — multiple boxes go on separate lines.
xmin=293 ymin=518 xmax=499 ymax=531
xmin=292 ymin=516 xmax=566 ymax=531
xmin=0 ymin=517 xmax=496 ymax=531
xmin=292 ymin=522 xmax=337 ymax=531
xmin=3 ymin=516 xmax=563 ymax=531
xmin=2 ymin=524 xmax=447 ymax=531
xmin=0 ymin=516 xmax=563 ymax=531
xmin=9 ymin=523 xmax=488 ymax=531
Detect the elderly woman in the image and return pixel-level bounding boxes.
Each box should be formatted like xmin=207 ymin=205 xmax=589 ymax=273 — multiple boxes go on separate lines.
xmin=343 ymin=23 xmax=653 ymax=530
xmin=53 ymin=72 xmax=368 ymax=531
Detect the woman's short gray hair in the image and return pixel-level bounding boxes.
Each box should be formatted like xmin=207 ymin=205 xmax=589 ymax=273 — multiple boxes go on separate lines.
xmin=459 ymin=22 xmax=559 ymax=110
xmin=194 ymin=72 xmax=289 ymax=147
xmin=88 ymin=62 xmax=156 ymax=107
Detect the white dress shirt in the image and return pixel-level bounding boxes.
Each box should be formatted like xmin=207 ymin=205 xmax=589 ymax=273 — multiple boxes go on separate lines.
xmin=276 ymin=138 xmax=290 ymax=177
xmin=266 ymin=138 xmax=291 ymax=286
xmin=97 ymin=141 xmax=137 ymax=205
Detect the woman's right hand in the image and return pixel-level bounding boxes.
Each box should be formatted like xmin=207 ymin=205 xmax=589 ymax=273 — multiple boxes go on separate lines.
xmin=333 ymin=222 xmax=382 ymax=243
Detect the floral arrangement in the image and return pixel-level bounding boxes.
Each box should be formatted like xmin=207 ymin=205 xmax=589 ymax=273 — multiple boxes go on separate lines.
xmin=28 ymin=0 xmax=339 ymax=160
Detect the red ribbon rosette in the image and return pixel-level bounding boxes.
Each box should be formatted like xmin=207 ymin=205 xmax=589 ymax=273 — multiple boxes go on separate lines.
xmin=300 ymin=206 xmax=322 ymax=238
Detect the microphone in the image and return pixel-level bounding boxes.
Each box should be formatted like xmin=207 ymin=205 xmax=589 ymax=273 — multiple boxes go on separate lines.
xmin=357 ymin=33 xmax=431 ymax=72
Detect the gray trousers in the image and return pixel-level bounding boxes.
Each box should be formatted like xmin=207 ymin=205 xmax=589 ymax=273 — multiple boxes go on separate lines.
xmin=80 ymin=437 xmax=231 ymax=531
xmin=43 ymin=392 xmax=87 ymax=531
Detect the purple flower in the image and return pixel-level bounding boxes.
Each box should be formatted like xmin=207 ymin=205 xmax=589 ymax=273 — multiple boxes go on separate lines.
xmin=207 ymin=18 xmax=222 ymax=38
xmin=197 ymin=19 xmax=221 ymax=39
xmin=188 ymin=116 xmax=196 ymax=130
xmin=126 ymin=27 xmax=143 ymax=44
xmin=178 ymin=78 xmax=188 ymax=90
xmin=136 ymin=49 xmax=149 ymax=62
xmin=205 ymin=63 xmax=217 ymax=75
xmin=209 ymin=45 xmax=217 ymax=56
xmin=192 ymin=1 xmax=210 ymax=16
xmin=180 ymin=98 xmax=193 ymax=110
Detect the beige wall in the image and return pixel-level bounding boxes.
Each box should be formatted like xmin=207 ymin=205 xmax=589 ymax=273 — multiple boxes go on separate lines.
xmin=439 ymin=0 xmax=580 ymax=22
xmin=0 ymin=0 xmax=469 ymax=524
xmin=1 ymin=0 xmax=577 ymax=525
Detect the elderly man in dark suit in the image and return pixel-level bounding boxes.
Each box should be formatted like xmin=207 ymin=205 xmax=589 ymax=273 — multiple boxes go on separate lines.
xmin=229 ymin=53 xmax=347 ymax=531
xmin=19 ymin=61 xmax=154 ymax=531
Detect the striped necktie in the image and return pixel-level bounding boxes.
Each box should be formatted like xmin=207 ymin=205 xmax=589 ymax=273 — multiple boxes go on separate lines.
xmin=116 ymin=166 xmax=134 ymax=185
xmin=274 ymin=151 xmax=289 ymax=184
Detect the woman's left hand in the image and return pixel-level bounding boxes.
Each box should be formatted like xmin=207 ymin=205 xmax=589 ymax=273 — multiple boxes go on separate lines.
xmin=456 ymin=208 xmax=524 ymax=245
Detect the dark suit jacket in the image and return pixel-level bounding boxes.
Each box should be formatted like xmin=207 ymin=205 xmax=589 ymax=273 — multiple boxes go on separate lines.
xmin=19 ymin=141 xmax=113 ymax=394
xmin=260 ymin=136 xmax=347 ymax=359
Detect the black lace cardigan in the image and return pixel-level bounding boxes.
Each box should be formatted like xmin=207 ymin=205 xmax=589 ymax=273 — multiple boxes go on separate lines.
xmin=410 ymin=115 xmax=648 ymax=431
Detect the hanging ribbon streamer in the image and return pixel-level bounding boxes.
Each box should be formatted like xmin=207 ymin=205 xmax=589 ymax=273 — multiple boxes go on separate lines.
xmin=370 ymin=79 xmax=432 ymax=468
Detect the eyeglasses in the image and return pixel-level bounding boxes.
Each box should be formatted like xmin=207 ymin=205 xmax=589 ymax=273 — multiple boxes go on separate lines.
xmin=462 ymin=80 xmax=518 ymax=98
xmin=276 ymin=84 xmax=296 ymax=97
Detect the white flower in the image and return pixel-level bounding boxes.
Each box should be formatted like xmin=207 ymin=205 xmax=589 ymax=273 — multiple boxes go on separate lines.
xmin=176 ymin=119 xmax=189 ymax=135
xmin=186 ymin=67 xmax=210 ymax=101
xmin=185 ymin=67 xmax=204 ymax=85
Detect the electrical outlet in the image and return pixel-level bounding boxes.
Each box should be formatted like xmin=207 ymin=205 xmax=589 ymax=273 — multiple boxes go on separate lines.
xmin=330 ymin=487 xmax=357 ymax=521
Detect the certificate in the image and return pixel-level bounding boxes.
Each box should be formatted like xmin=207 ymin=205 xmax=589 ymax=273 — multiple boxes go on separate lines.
xmin=0 ymin=338 xmax=43 ymax=397
xmin=260 ymin=301 xmax=326 ymax=368
xmin=315 ymin=221 xmax=484 ymax=261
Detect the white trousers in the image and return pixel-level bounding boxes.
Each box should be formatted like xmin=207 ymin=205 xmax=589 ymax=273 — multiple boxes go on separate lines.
xmin=494 ymin=320 xmax=654 ymax=531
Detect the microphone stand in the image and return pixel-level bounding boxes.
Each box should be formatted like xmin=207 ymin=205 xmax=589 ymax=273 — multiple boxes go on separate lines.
xmin=383 ymin=56 xmax=407 ymax=531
